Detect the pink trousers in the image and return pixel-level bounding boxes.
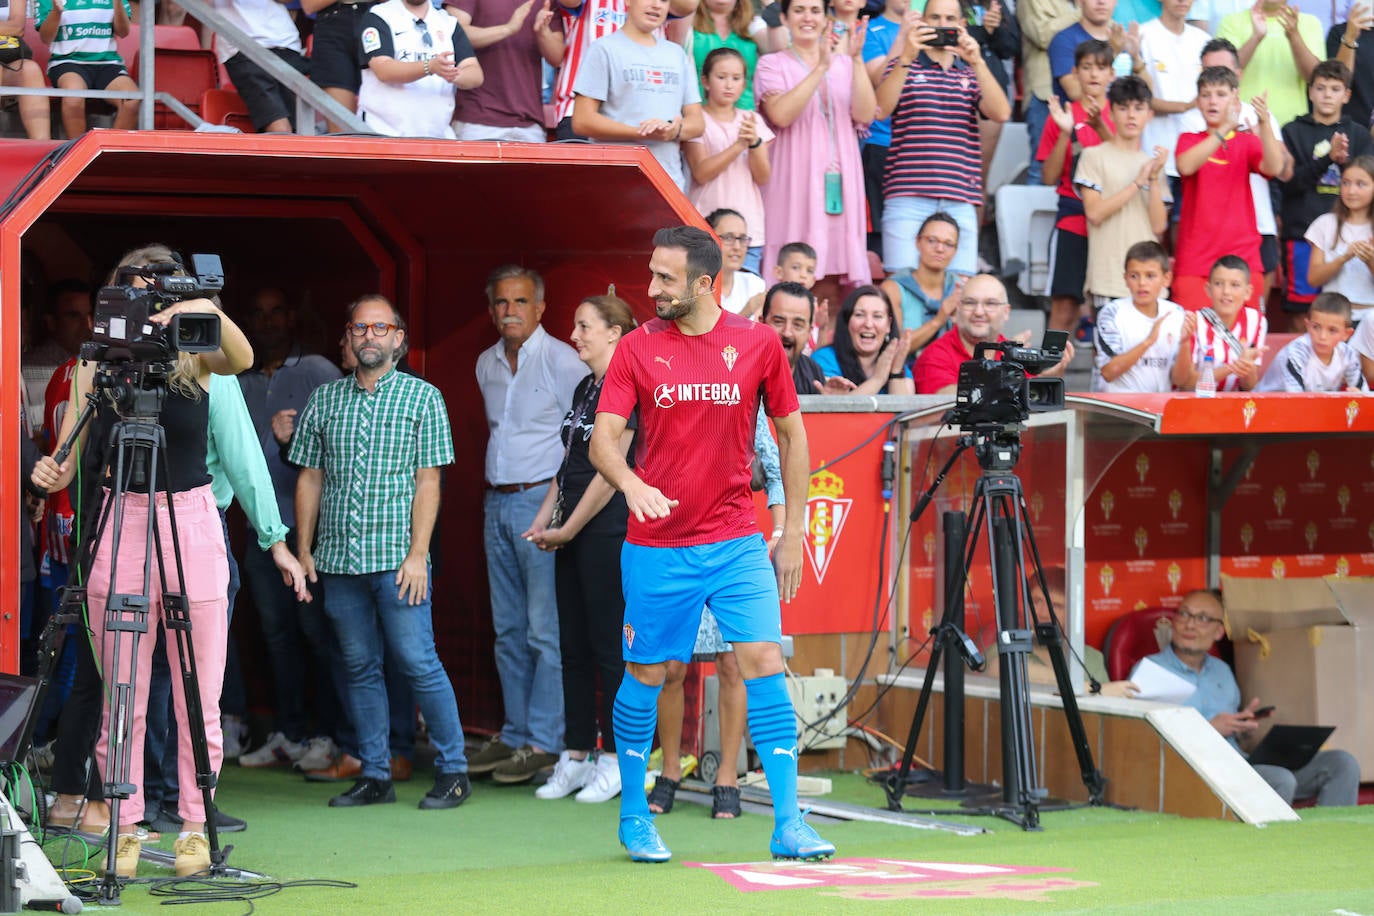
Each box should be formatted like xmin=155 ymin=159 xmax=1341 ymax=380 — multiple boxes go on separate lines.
xmin=86 ymin=484 xmax=228 ymax=826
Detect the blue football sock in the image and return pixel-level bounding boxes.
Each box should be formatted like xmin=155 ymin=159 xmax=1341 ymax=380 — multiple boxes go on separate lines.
xmin=746 ymin=672 xmax=799 ymax=827
xmin=613 ymin=674 xmax=662 ymax=819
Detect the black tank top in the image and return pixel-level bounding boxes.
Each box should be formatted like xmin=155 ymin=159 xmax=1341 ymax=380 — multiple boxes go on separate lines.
xmin=99 ymin=384 xmax=211 ymax=494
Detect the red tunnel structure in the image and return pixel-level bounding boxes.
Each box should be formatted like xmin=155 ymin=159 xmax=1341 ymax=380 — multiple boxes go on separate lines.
xmin=0 ymin=131 xmax=705 ymax=730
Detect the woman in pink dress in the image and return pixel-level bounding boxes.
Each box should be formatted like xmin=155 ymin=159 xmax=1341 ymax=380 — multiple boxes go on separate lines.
xmin=754 ymin=0 xmax=875 ymax=292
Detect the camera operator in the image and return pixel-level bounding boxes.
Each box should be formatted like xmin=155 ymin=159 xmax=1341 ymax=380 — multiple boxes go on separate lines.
xmin=31 ymin=245 xmax=253 ymax=879
xmin=914 ymin=274 xmax=1075 ymax=394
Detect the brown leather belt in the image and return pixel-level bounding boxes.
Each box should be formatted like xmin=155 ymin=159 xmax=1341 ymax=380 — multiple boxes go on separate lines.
xmin=486 ymin=478 xmax=551 ymax=494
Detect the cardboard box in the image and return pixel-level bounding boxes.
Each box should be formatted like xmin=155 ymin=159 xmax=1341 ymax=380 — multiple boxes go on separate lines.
xmin=1221 ymin=575 xmax=1374 ymax=776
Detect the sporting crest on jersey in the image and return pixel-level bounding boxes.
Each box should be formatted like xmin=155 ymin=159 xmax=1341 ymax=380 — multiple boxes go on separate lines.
xmin=721 ymin=344 xmax=738 ymax=371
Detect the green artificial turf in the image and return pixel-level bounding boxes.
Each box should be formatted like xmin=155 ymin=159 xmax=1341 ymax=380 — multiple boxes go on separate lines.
xmin=46 ymin=766 xmax=1374 ymax=914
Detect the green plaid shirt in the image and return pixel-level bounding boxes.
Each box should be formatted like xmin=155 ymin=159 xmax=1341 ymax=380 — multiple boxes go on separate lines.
xmin=289 ymin=367 xmax=454 ymax=575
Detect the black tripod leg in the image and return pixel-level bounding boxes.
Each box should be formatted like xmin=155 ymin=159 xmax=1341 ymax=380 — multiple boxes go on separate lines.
xmin=1017 ymin=501 xmax=1107 ymax=805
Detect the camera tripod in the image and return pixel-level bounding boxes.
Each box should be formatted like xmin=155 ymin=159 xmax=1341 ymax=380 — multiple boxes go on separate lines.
xmin=885 ymin=425 xmax=1105 ymax=829
xmin=45 ymin=364 xmax=233 ymax=905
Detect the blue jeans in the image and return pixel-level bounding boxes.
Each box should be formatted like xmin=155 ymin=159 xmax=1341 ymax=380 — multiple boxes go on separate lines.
xmin=242 ymin=533 xmax=347 ymax=744
xmin=320 ymin=569 xmax=466 ymax=780
xmin=1025 ymin=95 xmax=1049 ymax=186
xmin=145 ymin=509 xmax=240 ymax=815
xmin=483 ymin=488 xmax=564 ymax=752
xmin=882 ymin=195 xmax=979 ymax=276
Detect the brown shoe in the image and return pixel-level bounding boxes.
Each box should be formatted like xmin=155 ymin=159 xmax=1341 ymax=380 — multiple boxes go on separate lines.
xmin=304 ymin=752 xmax=362 ymax=783
xmin=492 ymin=746 xmax=559 ymax=784
xmin=390 ymin=756 xmax=413 ymax=782
xmin=467 ymin=738 xmax=517 ymax=775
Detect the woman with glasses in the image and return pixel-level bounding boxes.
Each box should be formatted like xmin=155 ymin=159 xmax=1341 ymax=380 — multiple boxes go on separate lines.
xmin=809 ymin=285 xmax=915 ymax=394
xmin=704 ymin=209 xmax=768 ymax=316
xmin=881 ymin=212 xmax=966 ymax=351
xmin=522 ymin=293 xmax=637 ymax=804
xmin=31 ymin=244 xmax=254 ymax=878
xmin=754 ymin=0 xmax=877 ymax=294
xmin=686 ymin=48 xmax=774 ymax=276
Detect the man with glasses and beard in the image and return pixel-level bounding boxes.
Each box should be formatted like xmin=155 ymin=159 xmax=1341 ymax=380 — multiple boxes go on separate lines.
xmin=291 ymin=295 xmax=472 ymax=811
xmin=1131 ymin=589 xmax=1360 ymax=807
xmin=358 ymin=0 xmax=483 ymax=137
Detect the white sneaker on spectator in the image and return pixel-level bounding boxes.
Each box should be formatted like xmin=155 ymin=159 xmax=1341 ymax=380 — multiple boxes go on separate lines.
xmin=239 ymin=732 xmax=306 ymax=768
xmin=535 ymin=752 xmax=595 ymax=799
xmin=295 ymin=736 xmax=338 ymax=772
xmin=575 ymin=753 xmax=621 ymax=803
xmin=222 ymin=716 xmax=248 ymax=759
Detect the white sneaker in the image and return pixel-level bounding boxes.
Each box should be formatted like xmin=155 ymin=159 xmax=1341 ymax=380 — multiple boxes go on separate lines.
xmin=222 ymin=716 xmax=248 ymax=759
xmin=535 ymin=752 xmax=595 ymax=799
xmin=294 ymin=736 xmax=338 ymax=772
xmin=239 ymin=731 xmax=305 ymax=767
xmin=575 ymin=753 xmax=622 ymax=803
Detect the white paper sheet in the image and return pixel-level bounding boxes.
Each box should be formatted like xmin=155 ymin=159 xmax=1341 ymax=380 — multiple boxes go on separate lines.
xmin=1130 ymin=657 xmax=1198 ymax=704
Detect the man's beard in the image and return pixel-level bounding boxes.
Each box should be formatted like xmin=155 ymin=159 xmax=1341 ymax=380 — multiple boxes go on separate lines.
xmin=781 ymin=335 xmax=802 ymax=367
xmin=654 ymin=298 xmax=692 ymax=321
xmin=354 ymin=343 xmax=389 ymax=368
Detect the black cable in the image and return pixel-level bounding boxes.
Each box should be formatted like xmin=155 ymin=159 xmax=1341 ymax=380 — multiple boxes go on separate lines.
xmin=143 ymin=876 xmax=358 ymax=915
xmin=0 ymin=141 xmax=74 ymax=222
xmin=808 ymin=416 xmax=900 ymax=476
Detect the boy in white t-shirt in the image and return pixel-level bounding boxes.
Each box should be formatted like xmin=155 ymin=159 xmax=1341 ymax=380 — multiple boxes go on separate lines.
xmin=1093 ymin=240 xmax=1187 ymax=392
xmin=1140 ymin=0 xmax=1211 ymax=190
xmin=1257 ymin=292 xmax=1368 ymax=390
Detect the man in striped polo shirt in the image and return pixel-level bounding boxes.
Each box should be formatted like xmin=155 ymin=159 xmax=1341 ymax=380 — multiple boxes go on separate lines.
xmin=36 ymin=0 xmax=139 ymax=138
xmin=873 ymin=0 xmax=1011 ymax=279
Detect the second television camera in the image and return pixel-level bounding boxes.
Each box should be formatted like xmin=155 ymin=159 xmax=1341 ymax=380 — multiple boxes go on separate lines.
xmin=84 ymin=253 xmax=225 ymax=364
xmin=952 ymin=330 xmax=1070 ymax=429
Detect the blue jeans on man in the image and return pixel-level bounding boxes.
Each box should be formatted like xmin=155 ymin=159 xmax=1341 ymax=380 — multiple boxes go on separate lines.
xmin=483 ymin=487 xmax=563 ymax=752
xmin=319 ymin=570 xmax=466 ymax=781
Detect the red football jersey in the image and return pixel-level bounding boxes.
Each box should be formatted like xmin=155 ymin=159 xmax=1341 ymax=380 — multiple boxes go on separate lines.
xmin=598 ymin=310 xmax=799 ymax=547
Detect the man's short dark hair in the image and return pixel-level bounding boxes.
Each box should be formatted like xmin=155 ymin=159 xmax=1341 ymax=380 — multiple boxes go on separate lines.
xmin=47 ymin=278 xmax=92 ymax=315
xmin=1074 ymin=39 xmax=1113 ymax=68
xmin=347 ymin=293 xmax=406 ymax=331
xmin=777 ymin=241 xmax=817 ymax=264
xmin=1310 ymin=291 xmax=1353 ymax=323
xmin=484 ymin=265 xmax=545 ymax=306
xmin=1108 ymin=74 xmax=1153 ymax=107
xmin=1209 ymin=254 xmax=1251 ymax=281
xmin=652 ymin=225 xmax=722 ymax=286
xmin=1198 ymin=65 xmax=1239 ymax=92
xmin=761 ymin=281 xmax=816 ymax=322
xmin=1200 ymin=38 xmax=1240 ymax=68
xmin=1310 ymin=58 xmax=1353 ymax=89
xmin=1124 ymin=240 xmax=1170 ymax=273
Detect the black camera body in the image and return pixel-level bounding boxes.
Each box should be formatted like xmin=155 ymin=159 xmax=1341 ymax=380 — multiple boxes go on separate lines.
xmin=952 ymin=331 xmax=1069 ymax=429
xmin=84 ymin=254 xmax=224 ymax=364
xmin=928 ymin=26 xmax=961 ymax=47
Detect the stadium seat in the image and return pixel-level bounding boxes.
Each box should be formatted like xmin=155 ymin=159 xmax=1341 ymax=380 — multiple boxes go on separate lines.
xmin=200 ymin=88 xmax=253 ymax=132
xmin=22 ymin=20 xmax=51 ymax=76
xmin=994 ymin=184 xmax=1057 ymax=296
xmin=132 ymin=48 xmax=219 ymax=129
xmin=114 ymin=24 xmax=140 ymax=73
xmin=155 ymin=25 xmax=204 ymax=51
xmin=1103 ymin=606 xmax=1228 ymax=681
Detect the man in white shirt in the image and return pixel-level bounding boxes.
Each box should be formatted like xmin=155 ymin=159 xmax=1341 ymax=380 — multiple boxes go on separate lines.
xmin=213 ymin=0 xmax=312 ymax=132
xmin=474 ymin=265 xmax=588 ymax=784
xmin=359 ymin=0 xmax=484 ymax=137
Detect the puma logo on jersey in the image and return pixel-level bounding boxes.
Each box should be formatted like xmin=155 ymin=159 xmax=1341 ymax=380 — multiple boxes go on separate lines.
xmin=654 ymin=355 xmax=675 ymax=370
xmin=772 ymin=746 xmax=799 ymax=761
xmin=625 ymin=747 xmax=647 ymax=761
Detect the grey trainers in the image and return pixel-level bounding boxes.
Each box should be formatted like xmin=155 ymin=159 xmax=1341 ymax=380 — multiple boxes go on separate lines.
xmin=467 ymin=739 xmax=517 ymax=775
xmin=492 ymin=746 xmax=558 ymax=784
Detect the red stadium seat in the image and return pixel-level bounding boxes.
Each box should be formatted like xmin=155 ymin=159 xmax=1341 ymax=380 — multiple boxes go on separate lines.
xmin=200 ymin=88 xmax=254 ymax=132
xmin=114 ymin=24 xmax=139 ymax=72
xmin=132 ymin=48 xmax=219 ymax=129
xmin=154 ymin=25 xmax=202 ymax=51
xmin=1103 ymin=607 xmax=1228 ymax=681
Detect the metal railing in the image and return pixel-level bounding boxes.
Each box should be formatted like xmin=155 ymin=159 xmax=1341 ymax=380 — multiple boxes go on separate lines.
xmin=0 ymin=0 xmax=371 ymax=135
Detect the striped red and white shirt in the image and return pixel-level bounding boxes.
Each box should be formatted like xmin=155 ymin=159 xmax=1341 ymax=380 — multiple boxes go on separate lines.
xmin=553 ymin=0 xmax=627 ymax=123
xmin=1188 ymin=306 xmax=1268 ymax=392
